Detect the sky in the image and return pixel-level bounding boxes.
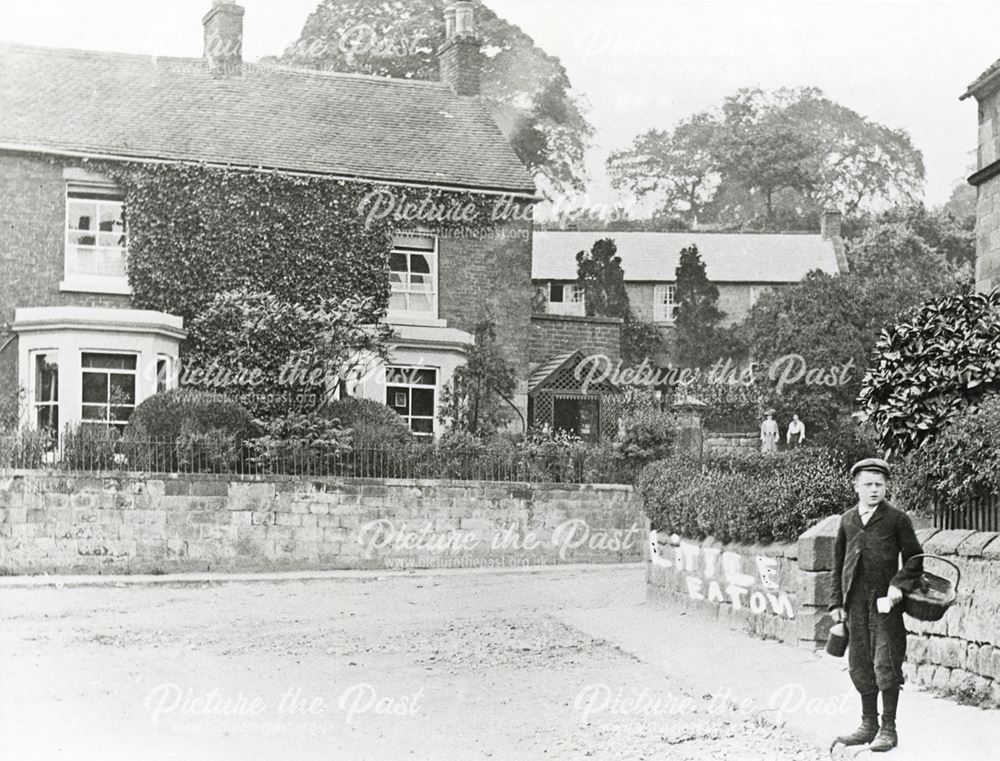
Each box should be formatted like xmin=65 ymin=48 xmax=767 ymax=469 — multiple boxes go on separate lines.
xmin=3 ymin=0 xmax=997 ymax=211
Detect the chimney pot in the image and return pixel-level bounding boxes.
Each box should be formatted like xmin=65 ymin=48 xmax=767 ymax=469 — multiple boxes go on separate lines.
xmin=203 ymin=0 xmax=244 ymax=74
xmin=444 ymin=6 xmax=456 ymax=39
xmin=454 ymin=1 xmax=475 ymax=36
xmin=439 ymin=2 xmax=481 ymax=96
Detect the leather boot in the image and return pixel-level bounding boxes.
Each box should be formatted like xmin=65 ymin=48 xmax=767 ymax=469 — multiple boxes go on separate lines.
xmin=869 ymin=719 xmax=898 ymax=752
xmin=833 ymin=716 xmax=879 ymax=746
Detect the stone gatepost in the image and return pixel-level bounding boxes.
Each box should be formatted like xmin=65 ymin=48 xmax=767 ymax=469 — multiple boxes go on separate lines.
xmin=672 ymin=396 xmax=707 ymax=459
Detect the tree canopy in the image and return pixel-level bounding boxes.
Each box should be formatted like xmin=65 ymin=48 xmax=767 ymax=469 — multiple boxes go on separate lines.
xmin=608 ymin=87 xmax=925 ymax=229
xmin=673 ymin=246 xmax=725 ymax=368
xmin=281 ymin=0 xmax=593 ymax=196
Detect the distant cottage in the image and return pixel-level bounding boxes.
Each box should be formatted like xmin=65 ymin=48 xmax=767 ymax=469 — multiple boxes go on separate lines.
xmin=962 ymin=57 xmax=1000 ymax=293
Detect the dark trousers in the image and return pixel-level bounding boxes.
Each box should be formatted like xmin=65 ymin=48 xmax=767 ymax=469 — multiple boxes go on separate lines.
xmin=846 ymin=579 xmax=907 ymax=693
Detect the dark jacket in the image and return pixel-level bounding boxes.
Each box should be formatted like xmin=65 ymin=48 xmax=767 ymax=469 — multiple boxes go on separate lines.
xmin=829 ymin=501 xmax=924 ymax=611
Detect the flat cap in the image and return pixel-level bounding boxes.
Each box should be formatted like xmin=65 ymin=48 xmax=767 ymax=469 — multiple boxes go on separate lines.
xmin=850 ymin=458 xmax=890 ymax=479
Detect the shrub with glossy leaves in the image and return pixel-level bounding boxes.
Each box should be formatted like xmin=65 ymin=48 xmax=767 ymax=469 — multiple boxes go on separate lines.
xmin=859 ymin=289 xmax=1000 ymax=456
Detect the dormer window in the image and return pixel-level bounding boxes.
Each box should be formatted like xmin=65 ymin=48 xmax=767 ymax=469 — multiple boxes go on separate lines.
xmin=62 ymin=180 xmax=130 ymax=295
xmin=388 ymin=233 xmax=438 ymax=319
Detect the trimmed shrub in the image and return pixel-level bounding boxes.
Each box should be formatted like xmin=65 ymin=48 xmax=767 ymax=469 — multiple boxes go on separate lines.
xmin=639 ymin=447 xmax=853 ymax=544
xmin=128 ymin=389 xmax=260 ymax=442
xmin=318 ymin=397 xmax=414 ymax=447
xmin=247 ymin=412 xmax=352 ymax=475
xmin=125 ymin=390 xmax=260 ymax=472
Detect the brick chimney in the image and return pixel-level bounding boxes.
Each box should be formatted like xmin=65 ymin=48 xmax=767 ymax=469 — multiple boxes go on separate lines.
xmin=439 ymin=1 xmax=481 ymax=96
xmin=203 ymin=0 xmax=244 ymax=74
xmin=820 ymin=209 xmax=842 ymax=240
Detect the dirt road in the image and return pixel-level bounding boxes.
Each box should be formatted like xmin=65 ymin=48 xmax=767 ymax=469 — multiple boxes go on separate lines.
xmin=0 ymin=565 xmax=824 ymax=760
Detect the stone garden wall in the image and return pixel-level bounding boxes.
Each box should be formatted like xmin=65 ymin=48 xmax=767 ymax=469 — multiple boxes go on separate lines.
xmin=703 ymin=432 xmax=759 ymax=455
xmin=646 ymin=516 xmax=1000 ymax=705
xmin=0 ymin=472 xmax=644 ymax=575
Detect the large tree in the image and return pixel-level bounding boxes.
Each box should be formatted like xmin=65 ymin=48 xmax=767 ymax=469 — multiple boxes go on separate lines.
xmin=574 ymin=238 xmax=664 ymax=364
xmin=673 ymin=246 xmax=725 ymax=368
xmin=744 ymin=220 xmax=967 ymax=439
xmin=608 ymin=87 xmax=925 ymax=229
xmin=281 ymin=0 xmax=593 ymax=197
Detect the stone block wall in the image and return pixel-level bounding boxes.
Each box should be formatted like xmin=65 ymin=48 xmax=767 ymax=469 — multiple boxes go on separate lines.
xmin=0 ymin=472 xmax=643 ymax=575
xmin=973 ymin=85 xmax=1000 ymax=293
xmin=703 ymin=432 xmax=759 ymax=454
xmin=899 ymin=528 xmax=1000 ymax=704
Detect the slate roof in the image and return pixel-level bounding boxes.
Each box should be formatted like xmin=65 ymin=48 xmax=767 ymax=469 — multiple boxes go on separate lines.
xmin=962 ymin=57 xmax=1000 ymax=100
xmin=532 ymin=231 xmax=841 ymax=283
xmin=0 ymin=42 xmax=536 ymax=195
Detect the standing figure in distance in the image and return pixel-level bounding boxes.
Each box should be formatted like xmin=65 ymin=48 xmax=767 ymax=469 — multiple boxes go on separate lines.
xmin=760 ymin=410 xmax=779 ymax=453
xmin=829 ymin=459 xmax=924 ymax=753
xmin=786 ymin=414 xmax=806 ymax=449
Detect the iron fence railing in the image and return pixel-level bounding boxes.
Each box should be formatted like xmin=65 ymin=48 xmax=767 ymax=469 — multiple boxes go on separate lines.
xmin=933 ymin=493 xmax=1000 ymax=532
xmin=0 ymin=432 xmax=632 ymax=485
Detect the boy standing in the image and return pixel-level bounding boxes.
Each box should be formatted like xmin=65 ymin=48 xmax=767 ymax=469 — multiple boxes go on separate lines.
xmin=829 ymin=458 xmax=924 ymax=752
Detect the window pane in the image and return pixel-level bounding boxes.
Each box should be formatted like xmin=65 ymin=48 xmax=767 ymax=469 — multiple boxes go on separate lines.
xmin=550 ymin=284 xmax=564 ymax=303
xmin=392 ymin=233 xmax=435 ymax=251
xmin=34 ymin=354 xmax=59 ymax=403
xmin=410 ymin=388 xmax=434 ymax=417
xmin=413 ymin=369 xmax=437 ymax=386
xmin=98 ymin=205 xmax=123 ymax=232
xmin=386 ymin=368 xmax=408 ymax=384
xmin=388 ymin=293 xmax=408 ymax=311
xmin=81 ymin=405 xmax=108 ymax=421
xmin=389 ymin=253 xmax=407 ymax=272
xmin=82 ymin=373 xmax=108 ymax=404
xmin=410 ymin=418 xmax=434 ymax=434
xmin=410 ymin=273 xmax=432 ymax=291
xmin=68 ymin=202 xmax=95 ymax=231
xmin=70 ymin=232 xmax=97 ymax=247
xmin=111 ymin=405 xmax=134 ymax=422
xmin=36 ymin=405 xmax=58 ymax=431
xmin=389 ymin=272 xmax=404 ymax=286
xmin=386 ymin=386 xmax=410 ymax=414
xmin=410 ymin=254 xmax=431 ymax=274
xmin=408 ymin=293 xmax=432 ymax=312
xmin=110 ymin=374 xmax=136 ymax=405
xmin=99 ymin=233 xmax=124 ymax=249
xmin=82 ymin=353 xmax=137 ymax=370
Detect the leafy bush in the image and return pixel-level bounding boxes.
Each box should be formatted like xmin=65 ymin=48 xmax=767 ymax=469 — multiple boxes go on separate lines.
xmin=860 ymin=289 xmax=1000 ymax=456
xmin=893 ymin=393 xmax=1000 ymax=511
xmin=670 ymin=371 xmax=763 ymax=432
xmin=639 ymin=447 xmax=852 ymax=543
xmin=615 ymin=406 xmax=678 ymax=466
xmin=128 ymin=389 xmax=260 ymax=442
xmin=319 ymin=397 xmax=413 ymax=447
xmin=247 ymin=412 xmax=351 ymax=475
xmin=125 ymin=390 xmax=260 ymax=472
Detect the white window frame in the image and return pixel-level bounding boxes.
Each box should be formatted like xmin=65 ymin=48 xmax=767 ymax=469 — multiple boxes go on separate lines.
xmin=155 ymin=354 xmax=176 ymax=394
xmin=654 ymin=284 xmax=678 ymax=323
xmin=388 ymin=233 xmax=438 ymax=319
xmin=546 ymin=282 xmax=586 ymax=316
xmin=385 ymin=365 xmax=438 ymax=437
xmin=62 ymin=182 xmax=130 ymax=295
xmin=80 ymin=350 xmax=139 ymax=431
xmin=29 ymin=349 xmax=60 ymax=433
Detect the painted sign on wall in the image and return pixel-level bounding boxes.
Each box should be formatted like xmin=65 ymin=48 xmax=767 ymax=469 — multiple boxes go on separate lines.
xmin=649 ymin=531 xmax=795 ymax=619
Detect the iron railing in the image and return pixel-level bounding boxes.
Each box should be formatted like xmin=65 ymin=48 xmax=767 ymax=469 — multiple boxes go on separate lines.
xmin=0 ymin=432 xmax=632 ymax=485
xmin=933 ymin=493 xmax=1000 ymax=532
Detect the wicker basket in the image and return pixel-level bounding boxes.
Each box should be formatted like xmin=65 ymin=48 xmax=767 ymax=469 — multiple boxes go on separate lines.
xmin=903 ymin=554 xmax=961 ymax=622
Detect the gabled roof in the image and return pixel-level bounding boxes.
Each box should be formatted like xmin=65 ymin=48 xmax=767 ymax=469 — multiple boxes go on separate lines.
xmin=961 ymin=57 xmax=1000 ymax=101
xmin=532 ymin=231 xmax=841 ymax=283
xmin=528 ymin=351 xmax=579 ymax=393
xmin=0 ymin=42 xmax=536 ymax=195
